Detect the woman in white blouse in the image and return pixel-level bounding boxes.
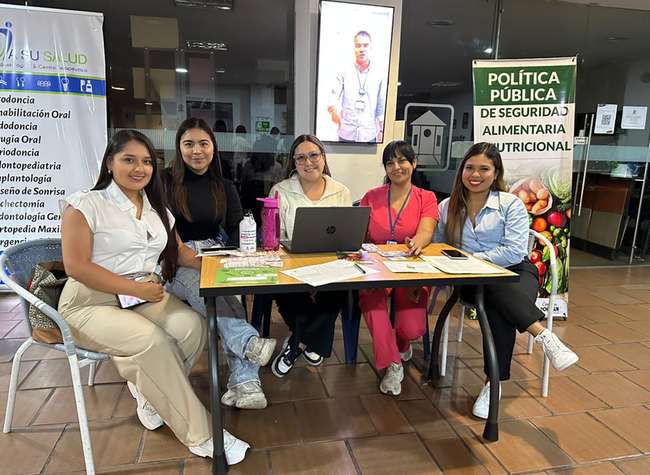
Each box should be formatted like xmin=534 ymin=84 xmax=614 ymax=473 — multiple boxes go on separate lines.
xmin=58 ymin=130 xmax=248 ymax=464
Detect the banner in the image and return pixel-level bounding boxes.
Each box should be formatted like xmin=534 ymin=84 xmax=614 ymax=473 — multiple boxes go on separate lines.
xmin=0 ymin=5 xmax=106 ymax=252
xmin=473 ymin=57 xmax=576 ymax=318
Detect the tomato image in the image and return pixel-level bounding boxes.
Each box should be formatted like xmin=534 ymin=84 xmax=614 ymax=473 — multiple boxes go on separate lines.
xmin=530 ymin=249 xmax=542 ymax=263
xmin=532 ymin=217 xmax=547 ymax=233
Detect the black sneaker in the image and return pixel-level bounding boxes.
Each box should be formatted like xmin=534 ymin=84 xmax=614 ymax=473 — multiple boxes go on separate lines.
xmin=302 ymin=348 xmax=324 ymax=366
xmin=271 ymin=336 xmax=301 ymax=378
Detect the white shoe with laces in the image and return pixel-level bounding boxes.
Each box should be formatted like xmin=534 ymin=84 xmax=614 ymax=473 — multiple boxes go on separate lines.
xmin=399 ymin=344 xmax=413 ymax=362
xmin=472 ymin=381 xmax=501 ymax=420
xmin=127 ymin=381 xmax=163 ymax=430
xmin=221 ymin=380 xmax=267 ymax=409
xmin=379 ymin=362 xmax=404 ymax=396
xmin=244 ymin=336 xmax=277 ymax=366
xmin=188 ymin=430 xmax=250 ymax=465
xmin=535 ymin=328 xmax=579 ymax=371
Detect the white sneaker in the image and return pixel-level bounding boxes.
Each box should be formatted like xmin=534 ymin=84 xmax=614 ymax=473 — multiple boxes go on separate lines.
xmin=379 ymin=362 xmax=404 ymax=396
xmin=302 ymin=348 xmax=324 ymax=366
xmin=244 ymin=336 xmax=277 ymax=366
xmin=472 ymin=381 xmax=501 ymax=420
xmin=127 ymin=381 xmax=163 ymax=430
xmin=535 ymin=328 xmax=579 ymax=371
xmin=188 ymin=430 xmax=250 ymax=465
xmin=221 ymin=380 xmax=267 ymax=409
xmin=399 ymin=345 xmax=413 ymax=362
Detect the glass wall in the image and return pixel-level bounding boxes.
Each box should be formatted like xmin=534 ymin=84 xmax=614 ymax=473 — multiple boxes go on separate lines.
xmin=396 ymin=0 xmax=650 ymax=267
xmin=9 ymin=0 xmax=295 ymax=210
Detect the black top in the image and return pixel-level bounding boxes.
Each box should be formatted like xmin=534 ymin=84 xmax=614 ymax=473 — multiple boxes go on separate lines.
xmin=162 ymin=167 xmax=243 ymax=246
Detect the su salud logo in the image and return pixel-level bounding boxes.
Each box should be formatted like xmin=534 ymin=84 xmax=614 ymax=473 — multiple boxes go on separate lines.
xmin=0 ymin=20 xmax=14 ymax=60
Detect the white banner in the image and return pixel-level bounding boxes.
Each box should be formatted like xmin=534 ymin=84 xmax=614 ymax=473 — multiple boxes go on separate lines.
xmin=0 ymin=5 xmax=106 ymax=251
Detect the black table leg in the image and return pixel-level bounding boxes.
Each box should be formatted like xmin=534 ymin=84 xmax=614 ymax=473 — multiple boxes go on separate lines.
xmin=428 ymin=287 xmax=459 ymax=380
xmin=474 ymin=285 xmax=500 ymax=442
xmin=342 ymin=290 xmax=360 ymax=364
xmin=207 ymin=296 xmax=228 ymax=474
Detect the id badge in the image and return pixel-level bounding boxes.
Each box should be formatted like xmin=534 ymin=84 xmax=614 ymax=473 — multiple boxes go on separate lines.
xmin=386 ymin=240 xmax=397 ymax=245
xmin=354 ymin=99 xmax=366 ymax=111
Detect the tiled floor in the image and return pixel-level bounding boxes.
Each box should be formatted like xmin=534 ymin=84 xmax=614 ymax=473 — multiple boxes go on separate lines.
xmin=2 ymin=266 xmax=650 ymax=474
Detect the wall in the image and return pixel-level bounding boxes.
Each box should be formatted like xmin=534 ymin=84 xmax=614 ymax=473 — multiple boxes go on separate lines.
xmin=294 ymin=0 xmax=403 ymax=201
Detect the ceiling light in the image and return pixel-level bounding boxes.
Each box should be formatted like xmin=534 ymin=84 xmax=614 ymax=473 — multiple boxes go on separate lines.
xmin=431 ymin=81 xmax=462 ymax=87
xmin=397 ymin=81 xmax=402 ymax=86
xmin=484 ymin=47 xmax=493 ymax=54
xmin=215 ymin=67 xmax=226 ymax=73
xmin=607 ymin=36 xmax=628 ymax=41
xmin=175 ymin=67 xmax=189 ymax=73
xmin=111 ymin=86 xmax=126 ymax=91
xmin=174 ymin=0 xmax=233 ymax=9
xmin=427 ymin=19 xmax=453 ymax=27
xmin=185 ymin=40 xmax=228 ymax=51
xmin=144 ymin=102 xmax=153 ymax=106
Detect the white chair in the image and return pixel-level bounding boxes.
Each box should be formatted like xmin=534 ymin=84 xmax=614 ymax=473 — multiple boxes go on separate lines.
xmin=434 ymin=230 xmax=558 ymax=396
xmin=1 ymin=238 xmax=109 ymax=475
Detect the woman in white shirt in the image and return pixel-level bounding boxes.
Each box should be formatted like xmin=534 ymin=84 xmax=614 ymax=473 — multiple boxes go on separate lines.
xmin=58 ymin=130 xmax=248 ymax=464
xmin=268 ymin=134 xmax=352 ymax=377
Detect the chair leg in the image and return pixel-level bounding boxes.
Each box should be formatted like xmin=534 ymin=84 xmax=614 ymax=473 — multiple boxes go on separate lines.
xmin=68 ymin=354 xmax=96 ymax=475
xmin=457 ymin=305 xmax=465 ymax=342
xmin=262 ymin=297 xmax=272 ymax=338
xmin=87 ymin=361 xmax=99 ymax=387
xmin=3 ymin=338 xmax=34 ymax=433
xmin=440 ymin=317 xmax=449 ymax=377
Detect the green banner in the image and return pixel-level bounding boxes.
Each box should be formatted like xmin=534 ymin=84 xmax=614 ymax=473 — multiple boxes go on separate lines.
xmin=473 ymin=58 xmax=576 ymax=319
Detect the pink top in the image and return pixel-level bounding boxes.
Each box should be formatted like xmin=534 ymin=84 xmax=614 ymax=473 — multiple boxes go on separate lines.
xmin=360 ymin=184 xmax=439 ymax=244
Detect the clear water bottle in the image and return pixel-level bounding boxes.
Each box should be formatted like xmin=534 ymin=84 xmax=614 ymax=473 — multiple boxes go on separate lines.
xmin=239 ymin=210 xmax=257 ymax=253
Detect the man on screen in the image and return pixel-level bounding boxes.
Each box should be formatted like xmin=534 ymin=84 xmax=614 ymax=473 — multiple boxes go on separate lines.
xmin=327 ymin=30 xmax=386 ymax=143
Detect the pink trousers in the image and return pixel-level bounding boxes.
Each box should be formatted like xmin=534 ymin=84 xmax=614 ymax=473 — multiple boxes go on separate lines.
xmin=359 ymin=287 xmax=430 ymax=369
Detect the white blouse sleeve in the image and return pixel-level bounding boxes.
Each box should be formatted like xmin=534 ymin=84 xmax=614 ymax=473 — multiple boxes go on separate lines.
xmin=59 ymin=191 xmax=98 ymax=232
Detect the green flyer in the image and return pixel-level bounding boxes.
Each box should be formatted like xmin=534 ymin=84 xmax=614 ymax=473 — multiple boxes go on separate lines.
xmin=215 ymin=267 xmax=278 ymax=285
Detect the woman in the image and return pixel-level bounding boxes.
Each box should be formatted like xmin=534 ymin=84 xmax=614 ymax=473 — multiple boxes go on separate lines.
xmin=162 ymin=117 xmax=276 ymax=410
xmin=359 ymin=140 xmax=439 ymax=396
xmin=58 ymin=130 xmax=248 ymax=463
xmin=268 ymin=134 xmax=352 ymax=377
xmin=435 ymin=142 xmax=578 ymax=419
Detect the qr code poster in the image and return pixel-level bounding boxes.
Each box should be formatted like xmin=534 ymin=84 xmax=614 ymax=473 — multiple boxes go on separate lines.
xmin=595 ymin=103 xmax=617 ymax=134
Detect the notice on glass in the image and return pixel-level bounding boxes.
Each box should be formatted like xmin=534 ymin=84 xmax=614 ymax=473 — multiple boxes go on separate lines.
xmin=621 ymin=106 xmax=647 ymax=130
xmin=594 ymin=103 xmax=617 ymax=134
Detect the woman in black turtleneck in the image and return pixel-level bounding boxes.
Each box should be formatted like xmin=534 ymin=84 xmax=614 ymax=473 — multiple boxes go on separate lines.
xmin=162 ymin=118 xmax=276 ymax=410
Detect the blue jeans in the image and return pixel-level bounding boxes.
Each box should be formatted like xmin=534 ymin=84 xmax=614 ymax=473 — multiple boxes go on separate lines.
xmin=166 ymin=242 xmax=260 ymax=387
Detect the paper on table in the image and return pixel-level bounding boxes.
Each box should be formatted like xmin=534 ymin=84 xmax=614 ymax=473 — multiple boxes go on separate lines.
xmin=420 ymin=256 xmax=507 ymax=274
xmin=282 ymin=259 xmax=379 ymax=287
xmin=382 ymin=260 xmax=439 ymax=273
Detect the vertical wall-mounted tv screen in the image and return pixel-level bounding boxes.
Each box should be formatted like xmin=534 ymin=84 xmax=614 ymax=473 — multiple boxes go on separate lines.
xmin=315 ymin=1 xmax=394 ymax=144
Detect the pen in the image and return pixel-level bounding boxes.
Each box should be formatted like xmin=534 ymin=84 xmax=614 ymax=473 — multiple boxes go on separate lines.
xmin=354 ymin=262 xmax=367 ymax=275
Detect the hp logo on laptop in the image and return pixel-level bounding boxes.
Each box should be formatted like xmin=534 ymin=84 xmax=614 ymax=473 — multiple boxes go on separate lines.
xmin=326 ymin=225 xmax=336 ymax=234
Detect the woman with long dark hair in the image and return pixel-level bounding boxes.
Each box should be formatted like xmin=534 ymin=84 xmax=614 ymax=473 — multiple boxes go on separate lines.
xmin=268 ymin=134 xmax=351 ymax=377
xmin=435 ymin=142 xmax=578 ymax=419
xmin=162 ymin=118 xmax=276 ymax=410
xmin=359 ymin=140 xmax=439 ymax=396
xmin=58 ymin=130 xmax=249 ymax=463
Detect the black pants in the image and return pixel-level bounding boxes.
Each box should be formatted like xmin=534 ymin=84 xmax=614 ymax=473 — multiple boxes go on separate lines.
xmin=461 ymin=260 xmax=543 ymax=380
xmin=274 ymin=291 xmax=346 ymax=357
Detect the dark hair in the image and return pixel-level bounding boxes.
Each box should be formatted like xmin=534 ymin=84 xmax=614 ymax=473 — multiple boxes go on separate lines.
xmin=213 ymin=119 xmax=227 ymax=133
xmin=443 ymin=142 xmax=506 ymax=247
xmin=381 ymin=140 xmax=416 ymax=184
xmin=235 ymin=124 xmax=247 ymax=134
xmin=285 ymin=134 xmax=331 ymax=179
xmin=355 ymin=30 xmax=371 ymax=42
xmin=171 ymin=117 xmax=227 ymax=224
xmin=92 ymin=130 xmax=178 ymax=281
xmin=270 ymin=126 xmax=280 ymax=135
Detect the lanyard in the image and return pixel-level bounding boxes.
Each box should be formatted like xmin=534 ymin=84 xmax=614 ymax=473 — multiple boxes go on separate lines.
xmin=387 ymin=186 xmax=412 ymax=241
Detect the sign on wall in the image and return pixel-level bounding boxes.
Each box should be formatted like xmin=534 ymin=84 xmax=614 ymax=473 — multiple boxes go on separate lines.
xmin=0 ymin=4 xmax=106 ymax=252
xmin=473 ymin=57 xmax=577 ymax=318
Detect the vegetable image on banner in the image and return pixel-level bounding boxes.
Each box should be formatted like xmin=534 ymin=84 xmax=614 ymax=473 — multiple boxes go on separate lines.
xmin=473 ymin=57 xmax=577 ymax=319
xmin=0 ymin=4 xmax=106 ymax=254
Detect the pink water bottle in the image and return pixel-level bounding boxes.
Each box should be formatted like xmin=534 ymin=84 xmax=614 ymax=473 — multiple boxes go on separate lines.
xmin=256 ymin=193 xmax=280 ymax=250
